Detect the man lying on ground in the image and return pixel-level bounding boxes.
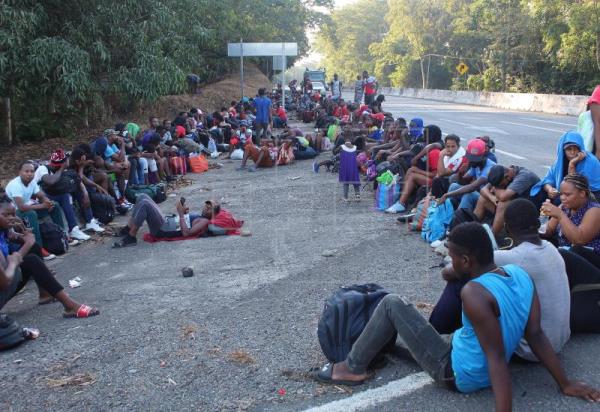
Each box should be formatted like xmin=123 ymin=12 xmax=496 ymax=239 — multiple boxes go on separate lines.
xmin=315 ymin=222 xmax=599 ymax=409
xmin=112 ymin=196 xmax=243 ymax=247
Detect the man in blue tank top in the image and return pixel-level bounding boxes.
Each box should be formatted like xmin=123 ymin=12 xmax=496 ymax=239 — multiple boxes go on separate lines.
xmin=315 ymin=222 xmax=600 ymax=409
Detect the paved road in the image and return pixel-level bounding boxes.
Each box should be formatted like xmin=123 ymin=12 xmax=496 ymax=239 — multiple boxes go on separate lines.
xmin=348 ymin=93 xmax=580 ymax=178
xmin=1 ymin=105 xmax=598 ymax=412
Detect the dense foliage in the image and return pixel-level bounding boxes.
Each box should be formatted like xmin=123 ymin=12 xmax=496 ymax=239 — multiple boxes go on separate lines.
xmin=0 ymin=0 xmax=332 ymax=140
xmin=315 ymin=0 xmax=600 ymax=95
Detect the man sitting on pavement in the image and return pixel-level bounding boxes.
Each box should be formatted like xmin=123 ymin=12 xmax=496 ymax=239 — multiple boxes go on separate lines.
xmin=474 ymin=164 xmax=543 ymax=235
xmin=437 ymin=139 xmax=496 ymax=211
xmin=430 ymin=199 xmax=571 ymax=364
xmin=315 ymin=222 xmax=599 ymax=409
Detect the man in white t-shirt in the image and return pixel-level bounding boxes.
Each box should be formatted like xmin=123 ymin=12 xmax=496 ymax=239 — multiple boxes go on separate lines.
xmin=430 ymin=198 xmax=570 ymax=361
xmin=4 ymin=161 xmax=66 ymax=259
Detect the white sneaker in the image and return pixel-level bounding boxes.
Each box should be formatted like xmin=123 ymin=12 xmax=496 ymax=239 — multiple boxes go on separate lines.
xmin=68 ymin=238 xmax=80 ymax=247
xmin=85 ymin=219 xmax=105 ymax=233
xmin=385 ymin=202 xmax=406 ymax=214
xmin=70 ymin=226 xmax=91 ymax=241
xmin=430 ymin=240 xmax=443 ymax=249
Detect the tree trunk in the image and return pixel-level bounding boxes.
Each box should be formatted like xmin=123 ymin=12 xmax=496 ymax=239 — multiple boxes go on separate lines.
xmin=1 ymin=97 xmax=13 ymax=145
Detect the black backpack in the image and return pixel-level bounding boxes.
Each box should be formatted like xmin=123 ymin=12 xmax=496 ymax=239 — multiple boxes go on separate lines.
xmin=317 ymin=283 xmax=391 ymax=363
xmin=39 ymin=221 xmax=69 ymax=255
xmin=450 ymin=208 xmax=479 ymax=230
xmin=90 ymin=192 xmax=116 ymax=225
xmin=40 ymin=170 xmax=80 ymax=196
xmin=0 ymin=314 xmax=25 ymax=351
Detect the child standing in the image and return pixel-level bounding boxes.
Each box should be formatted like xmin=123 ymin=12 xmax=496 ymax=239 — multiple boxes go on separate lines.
xmin=339 ymin=137 xmax=361 ymax=201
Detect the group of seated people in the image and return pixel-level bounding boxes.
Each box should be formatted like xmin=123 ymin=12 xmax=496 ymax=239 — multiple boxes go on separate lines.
xmin=308 ymin=97 xmax=600 ymax=405
xmin=0 ymin=99 xmax=264 ymax=336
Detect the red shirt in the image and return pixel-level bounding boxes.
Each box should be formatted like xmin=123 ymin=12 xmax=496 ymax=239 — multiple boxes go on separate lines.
xmin=276 ymin=107 xmax=287 ymax=121
xmin=364 ymin=82 xmax=376 ymax=96
xmin=427 ymin=149 xmax=441 ymax=173
xmin=333 ymin=106 xmax=349 ymax=118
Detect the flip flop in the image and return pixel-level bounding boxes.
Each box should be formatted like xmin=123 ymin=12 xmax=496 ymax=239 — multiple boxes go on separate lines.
xmin=63 ymin=304 xmax=100 ymax=319
xmin=312 ymin=363 xmax=365 ymax=386
xmin=38 ymin=297 xmax=57 ymax=305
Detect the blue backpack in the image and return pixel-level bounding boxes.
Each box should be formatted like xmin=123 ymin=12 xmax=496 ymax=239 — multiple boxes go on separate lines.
xmin=422 ymin=199 xmax=455 ymax=243
xmin=317 ymin=284 xmax=391 ymax=362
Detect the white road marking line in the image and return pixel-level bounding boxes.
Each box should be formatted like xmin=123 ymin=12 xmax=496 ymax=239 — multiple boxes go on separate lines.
xmin=438 ymin=119 xmax=509 ymax=135
xmin=439 ymin=118 xmax=470 ymax=126
xmin=522 ymin=118 xmax=577 ymax=127
xmin=495 ymin=149 xmax=527 ymax=160
xmin=500 ymin=121 xmax=564 ymax=133
xmin=303 ymin=372 xmax=433 ymax=412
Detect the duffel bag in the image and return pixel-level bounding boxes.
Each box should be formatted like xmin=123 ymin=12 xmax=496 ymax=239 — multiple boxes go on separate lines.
xmin=125 ymin=184 xmax=167 ymax=204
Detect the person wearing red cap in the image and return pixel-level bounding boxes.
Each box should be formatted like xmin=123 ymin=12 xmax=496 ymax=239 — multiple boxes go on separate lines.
xmin=34 ymin=149 xmax=104 ymax=242
xmin=437 ymin=139 xmax=496 ymax=211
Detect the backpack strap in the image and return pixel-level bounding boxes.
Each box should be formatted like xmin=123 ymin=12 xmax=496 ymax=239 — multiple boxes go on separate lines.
xmin=571 ymin=284 xmax=600 ymax=294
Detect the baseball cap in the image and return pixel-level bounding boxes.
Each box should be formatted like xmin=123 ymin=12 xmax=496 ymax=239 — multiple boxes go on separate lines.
xmin=49 ymin=149 xmax=67 ymax=168
xmin=103 ymin=128 xmax=118 ymax=137
xmin=487 ymin=165 xmax=507 ymax=187
xmin=466 ymin=139 xmax=486 ymax=162
xmin=175 ymin=125 xmax=186 ymax=138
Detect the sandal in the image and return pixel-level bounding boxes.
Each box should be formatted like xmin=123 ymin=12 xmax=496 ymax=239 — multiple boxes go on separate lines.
xmin=63 ymin=304 xmax=100 ymax=319
xmin=312 ymin=362 xmax=365 ymax=386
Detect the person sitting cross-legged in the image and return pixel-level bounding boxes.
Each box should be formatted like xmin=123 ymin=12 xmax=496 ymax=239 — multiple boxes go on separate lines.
xmin=315 ymin=222 xmax=600 ymax=410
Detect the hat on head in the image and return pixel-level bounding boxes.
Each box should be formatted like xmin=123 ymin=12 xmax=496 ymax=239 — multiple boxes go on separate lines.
xmin=487 ymin=165 xmax=507 ymax=187
xmin=175 ymin=125 xmax=186 ymax=138
xmin=103 ymin=128 xmax=118 ymax=137
xmin=49 ymin=149 xmax=67 ymax=168
xmin=466 ymin=139 xmax=486 ymax=162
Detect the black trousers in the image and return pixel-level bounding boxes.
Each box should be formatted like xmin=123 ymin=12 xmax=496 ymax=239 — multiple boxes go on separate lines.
xmin=0 ymin=253 xmax=64 ymax=310
xmin=559 ymin=249 xmax=600 ymax=333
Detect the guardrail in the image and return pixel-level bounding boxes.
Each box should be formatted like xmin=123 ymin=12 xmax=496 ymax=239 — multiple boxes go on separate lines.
xmin=377 ymin=87 xmax=587 ymax=116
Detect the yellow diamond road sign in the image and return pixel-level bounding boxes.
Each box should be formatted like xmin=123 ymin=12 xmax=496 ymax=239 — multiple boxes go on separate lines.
xmin=456 ymin=62 xmax=469 ymax=75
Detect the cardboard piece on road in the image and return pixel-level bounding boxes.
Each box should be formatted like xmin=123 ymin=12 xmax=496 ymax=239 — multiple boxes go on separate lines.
xmin=456 ymin=62 xmax=469 ymax=75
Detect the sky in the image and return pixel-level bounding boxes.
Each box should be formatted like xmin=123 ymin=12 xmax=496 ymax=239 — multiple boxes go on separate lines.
xmin=294 ymin=0 xmax=356 ymax=68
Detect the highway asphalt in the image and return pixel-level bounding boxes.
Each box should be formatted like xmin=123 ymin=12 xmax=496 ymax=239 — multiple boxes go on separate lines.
xmin=1 ymin=101 xmax=597 ymax=412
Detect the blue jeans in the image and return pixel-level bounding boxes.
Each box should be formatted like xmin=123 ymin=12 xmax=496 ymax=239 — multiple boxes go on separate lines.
xmin=129 ymin=156 xmax=145 ymax=185
xmin=448 ymin=182 xmax=480 ymax=211
xmin=48 ymin=192 xmax=92 ymax=230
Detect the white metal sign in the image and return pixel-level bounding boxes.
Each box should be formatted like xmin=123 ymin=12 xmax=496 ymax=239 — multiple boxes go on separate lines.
xmin=227 ymin=42 xmax=298 ymax=57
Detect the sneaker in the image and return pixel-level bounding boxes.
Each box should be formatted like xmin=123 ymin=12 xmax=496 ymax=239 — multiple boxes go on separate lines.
xmin=41 ymin=248 xmax=56 ymax=261
xmin=85 ymin=220 xmax=105 ymax=233
xmin=113 ymin=234 xmax=137 ymax=248
xmin=385 ymin=202 xmax=406 ymax=214
xmin=115 ymin=204 xmax=130 ymax=215
xmin=247 ymin=165 xmax=257 ymax=172
xmin=70 ymin=226 xmax=91 ymax=241
xmin=236 ymin=165 xmax=247 ymax=171
xmin=430 ymin=240 xmax=443 ymax=249
xmin=312 ymin=162 xmax=319 ymax=173
xmin=68 ymin=238 xmax=80 ymax=247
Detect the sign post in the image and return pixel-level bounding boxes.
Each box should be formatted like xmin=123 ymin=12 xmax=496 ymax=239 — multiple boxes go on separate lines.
xmin=228 ymin=42 xmax=298 ymax=101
